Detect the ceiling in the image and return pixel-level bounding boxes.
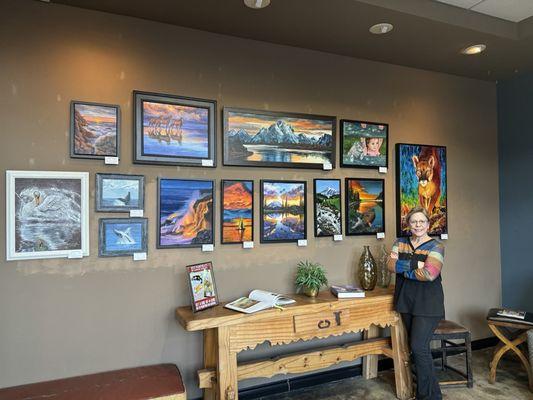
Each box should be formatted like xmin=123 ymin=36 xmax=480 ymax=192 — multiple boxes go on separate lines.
xmin=49 ymin=0 xmax=533 ymax=81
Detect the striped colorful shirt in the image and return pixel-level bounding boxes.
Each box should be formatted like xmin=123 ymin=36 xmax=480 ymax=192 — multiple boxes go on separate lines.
xmin=387 ymin=238 xmax=444 ymax=281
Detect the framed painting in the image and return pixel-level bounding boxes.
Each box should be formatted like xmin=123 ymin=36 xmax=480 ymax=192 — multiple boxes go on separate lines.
xmin=340 ymin=120 xmax=388 ymax=169
xmin=345 ymin=178 xmax=385 ymax=236
xmin=396 ymin=143 xmax=448 ymax=237
xmin=313 ymin=179 xmax=342 ymax=237
xmin=223 ymin=107 xmax=336 ymax=169
xmin=186 ymin=261 xmax=219 ymax=312
xmin=70 ymin=101 xmax=120 ymax=159
xmin=98 ymin=218 xmax=148 ymax=257
xmin=95 ymin=173 xmax=144 ymax=212
xmin=6 ymin=170 xmax=89 ymax=261
xmin=260 ymin=180 xmax=307 ymax=243
xmin=133 ymin=91 xmax=216 ymax=166
xmin=157 ymin=178 xmax=214 ymax=248
xmin=221 ymin=180 xmax=254 ymax=244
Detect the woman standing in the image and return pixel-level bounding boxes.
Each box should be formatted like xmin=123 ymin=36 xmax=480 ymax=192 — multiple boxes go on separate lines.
xmin=387 ymin=206 xmax=445 ymax=400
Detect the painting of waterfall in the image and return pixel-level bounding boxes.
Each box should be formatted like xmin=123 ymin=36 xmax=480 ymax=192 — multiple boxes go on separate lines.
xmin=98 ymin=218 xmax=147 ymax=257
xmin=6 ymin=171 xmax=89 ymax=261
xmin=223 ymin=107 xmax=336 ymax=169
xmin=313 ymin=179 xmax=342 ymax=237
xmin=134 ymin=91 xmax=216 ymax=166
xmin=157 ymin=178 xmax=214 ymax=248
xmin=70 ymin=101 xmax=119 ymax=159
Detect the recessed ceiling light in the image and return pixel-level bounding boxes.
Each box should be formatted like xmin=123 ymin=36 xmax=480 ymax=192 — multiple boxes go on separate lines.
xmin=244 ymin=0 xmax=271 ymax=9
xmin=461 ymin=44 xmax=486 ymax=55
xmin=369 ymin=23 xmax=394 ymax=35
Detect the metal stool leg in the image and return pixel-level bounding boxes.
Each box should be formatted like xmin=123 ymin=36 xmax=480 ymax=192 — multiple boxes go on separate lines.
xmin=465 ymin=333 xmax=473 ymax=388
xmin=441 ymin=339 xmax=447 ymax=371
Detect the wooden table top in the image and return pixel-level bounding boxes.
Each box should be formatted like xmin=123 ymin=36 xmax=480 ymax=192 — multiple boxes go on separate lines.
xmin=487 ymin=319 xmax=533 ymax=330
xmin=176 ymin=287 xmax=394 ymax=331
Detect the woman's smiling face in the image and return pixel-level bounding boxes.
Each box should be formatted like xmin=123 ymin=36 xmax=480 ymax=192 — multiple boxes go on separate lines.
xmin=409 ymin=211 xmax=429 ymax=237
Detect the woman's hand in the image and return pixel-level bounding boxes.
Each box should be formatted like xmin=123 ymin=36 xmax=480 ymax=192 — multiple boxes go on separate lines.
xmin=417 ymin=261 xmax=425 ymax=269
xmin=387 ymin=252 xmax=398 ymax=273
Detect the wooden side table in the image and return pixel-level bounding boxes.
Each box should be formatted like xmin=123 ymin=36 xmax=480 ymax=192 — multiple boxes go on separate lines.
xmin=487 ymin=320 xmax=533 ymax=391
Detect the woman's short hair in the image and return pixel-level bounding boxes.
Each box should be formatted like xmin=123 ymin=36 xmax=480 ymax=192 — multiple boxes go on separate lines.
xmin=405 ymin=206 xmax=430 ymax=224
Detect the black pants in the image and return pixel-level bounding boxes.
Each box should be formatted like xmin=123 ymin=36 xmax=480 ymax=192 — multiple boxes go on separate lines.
xmin=401 ymin=313 xmax=442 ymax=400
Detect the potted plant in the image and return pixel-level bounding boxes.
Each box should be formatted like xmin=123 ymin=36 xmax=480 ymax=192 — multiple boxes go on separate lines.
xmin=295 ymin=260 xmax=328 ymax=297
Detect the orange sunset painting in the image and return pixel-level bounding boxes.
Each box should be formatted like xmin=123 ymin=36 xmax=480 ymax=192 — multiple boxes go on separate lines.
xmin=345 ymin=178 xmax=384 ymax=235
xmin=72 ymin=102 xmax=118 ymax=157
xmin=221 ymin=180 xmax=253 ymax=244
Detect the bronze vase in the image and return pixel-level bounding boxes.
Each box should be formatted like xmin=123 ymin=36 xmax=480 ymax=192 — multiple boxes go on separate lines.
xmin=303 ymin=286 xmax=319 ymax=297
xmin=358 ymin=245 xmax=377 ymax=290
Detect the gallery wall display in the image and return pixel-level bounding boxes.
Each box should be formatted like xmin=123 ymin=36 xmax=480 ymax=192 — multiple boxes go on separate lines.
xmin=221 ymin=180 xmax=254 ymax=244
xmin=133 ymin=91 xmax=216 ymax=166
xmin=157 ymin=178 xmax=215 ymax=248
xmin=340 ymin=120 xmax=388 ymax=169
xmin=223 ymin=107 xmax=336 ymax=169
xmin=95 ymin=173 xmax=144 ymax=212
xmin=70 ymin=101 xmax=120 ymax=159
xmin=313 ymin=179 xmax=342 ymax=237
xmin=186 ymin=261 xmax=219 ymax=312
xmin=260 ymin=180 xmax=307 ymax=243
xmin=98 ymin=218 xmax=148 ymax=257
xmin=6 ymin=170 xmax=90 ymax=261
xmin=345 ymin=178 xmax=385 ymax=236
xmin=396 ymin=143 xmax=448 ymax=236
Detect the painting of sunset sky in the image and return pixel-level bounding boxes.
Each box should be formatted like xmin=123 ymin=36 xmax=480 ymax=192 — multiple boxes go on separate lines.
xmin=221 ymin=180 xmax=253 ymax=244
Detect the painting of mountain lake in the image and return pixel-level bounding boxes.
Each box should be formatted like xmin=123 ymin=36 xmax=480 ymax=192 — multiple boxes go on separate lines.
xmin=70 ymin=101 xmax=119 ymax=159
xmin=340 ymin=120 xmax=388 ymax=168
xmin=223 ymin=108 xmax=336 ymax=169
xmin=313 ymin=179 xmax=341 ymax=237
xmin=134 ymin=91 xmax=216 ymax=166
xmin=221 ymin=180 xmax=253 ymax=244
xmin=260 ymin=180 xmax=306 ymax=243
xmin=96 ymin=174 xmax=144 ymax=212
xmin=345 ymin=178 xmax=384 ymax=236
xmin=158 ymin=179 xmax=214 ymax=248
xmin=396 ymin=143 xmax=447 ymax=237
xmin=98 ymin=218 xmax=147 ymax=257
xmin=6 ymin=171 xmax=89 ymax=261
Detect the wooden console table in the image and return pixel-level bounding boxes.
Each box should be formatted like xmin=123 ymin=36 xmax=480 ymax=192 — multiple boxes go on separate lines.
xmin=176 ymin=287 xmax=412 ymax=400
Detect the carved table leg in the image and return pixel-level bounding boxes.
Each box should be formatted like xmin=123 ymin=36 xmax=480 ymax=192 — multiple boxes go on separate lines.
xmin=363 ymin=324 xmax=380 ymax=379
xmin=390 ymin=314 xmax=413 ymax=400
xmin=217 ymin=326 xmax=238 ymax=400
xmin=203 ymin=328 xmax=217 ymax=400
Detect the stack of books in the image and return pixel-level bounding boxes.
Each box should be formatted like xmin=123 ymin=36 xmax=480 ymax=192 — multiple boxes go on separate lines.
xmin=330 ymin=284 xmax=365 ymax=298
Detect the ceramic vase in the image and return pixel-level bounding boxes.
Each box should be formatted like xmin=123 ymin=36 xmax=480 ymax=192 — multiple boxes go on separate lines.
xmin=377 ymin=244 xmax=392 ymax=288
xmin=358 ymin=245 xmax=377 ymax=290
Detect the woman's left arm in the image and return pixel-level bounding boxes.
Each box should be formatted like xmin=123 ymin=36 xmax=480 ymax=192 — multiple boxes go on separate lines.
xmin=403 ymin=242 xmax=444 ymax=281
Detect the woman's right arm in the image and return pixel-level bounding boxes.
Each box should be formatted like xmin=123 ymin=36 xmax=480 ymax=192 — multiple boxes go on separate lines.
xmin=387 ymin=239 xmax=411 ymax=274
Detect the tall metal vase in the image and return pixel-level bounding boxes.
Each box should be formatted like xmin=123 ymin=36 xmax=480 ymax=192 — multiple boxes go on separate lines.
xmin=358 ymin=245 xmax=377 ymax=290
xmin=377 ymin=244 xmax=392 ymax=288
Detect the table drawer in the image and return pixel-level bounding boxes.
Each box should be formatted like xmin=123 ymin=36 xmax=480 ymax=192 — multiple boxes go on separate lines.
xmin=293 ymin=309 xmax=351 ymax=335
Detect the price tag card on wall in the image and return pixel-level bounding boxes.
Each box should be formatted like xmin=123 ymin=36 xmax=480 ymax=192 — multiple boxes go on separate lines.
xmin=378 ymin=166 xmax=388 ymax=174
xmin=133 ymin=252 xmax=147 ymax=261
xmin=202 ymin=244 xmax=214 ymax=252
xmin=333 ymin=234 xmax=343 ymax=241
xmin=104 ymin=156 xmax=119 ymax=165
xmin=67 ymin=250 xmax=83 ymax=259
xmin=323 ymin=162 xmax=333 ymax=170
xmin=129 ymin=209 xmax=144 ymax=217
xmin=201 ymin=159 xmax=214 ymax=167
xmin=440 ymin=233 xmax=449 ymax=240
xmin=376 ymin=232 xmax=385 ymax=239
xmin=297 ymin=239 xmax=308 ymax=247
xmin=243 ymin=241 xmax=254 ymax=249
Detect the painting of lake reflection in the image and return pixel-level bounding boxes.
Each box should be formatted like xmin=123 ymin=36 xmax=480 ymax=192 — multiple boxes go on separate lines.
xmin=260 ymin=180 xmax=307 ymax=243
xmin=345 ymin=178 xmax=384 ymax=236
xmin=224 ymin=108 xmax=336 ymax=169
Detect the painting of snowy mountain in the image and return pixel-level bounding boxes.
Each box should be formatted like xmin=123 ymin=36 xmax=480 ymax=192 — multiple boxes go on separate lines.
xmin=313 ymin=179 xmax=342 ymax=237
xmin=223 ymin=108 xmax=336 ymax=168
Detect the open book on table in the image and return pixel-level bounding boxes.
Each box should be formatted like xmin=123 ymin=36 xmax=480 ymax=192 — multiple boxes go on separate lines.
xmin=224 ymin=289 xmax=296 ymax=314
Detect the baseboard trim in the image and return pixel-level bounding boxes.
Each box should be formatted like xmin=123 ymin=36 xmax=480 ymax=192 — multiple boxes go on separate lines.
xmin=235 ymin=336 xmax=495 ymax=400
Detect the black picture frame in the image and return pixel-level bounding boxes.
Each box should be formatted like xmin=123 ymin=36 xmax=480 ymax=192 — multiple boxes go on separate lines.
xmin=133 ymin=91 xmax=216 ymax=167
xmin=157 ymin=178 xmax=215 ymax=249
xmin=220 ymin=179 xmax=254 ymax=245
xmin=223 ymin=107 xmax=336 ymax=169
xmin=260 ymin=180 xmax=307 ymax=243
xmin=395 ymin=143 xmax=448 ymax=237
xmin=186 ymin=261 xmax=219 ymax=313
xmin=313 ymin=179 xmax=342 ymax=237
xmin=70 ymin=100 xmax=120 ymax=160
xmin=345 ymin=177 xmax=385 ymax=236
xmin=98 ymin=217 xmax=148 ymax=257
xmin=95 ymin=173 xmax=145 ymax=212
xmin=340 ymin=119 xmax=388 ymax=169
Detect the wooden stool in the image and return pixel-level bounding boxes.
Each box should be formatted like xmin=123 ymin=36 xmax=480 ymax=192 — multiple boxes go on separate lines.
xmin=487 ymin=320 xmax=533 ymax=391
xmin=431 ymin=319 xmax=473 ymax=388
xmin=0 ymin=364 xmax=186 ymax=400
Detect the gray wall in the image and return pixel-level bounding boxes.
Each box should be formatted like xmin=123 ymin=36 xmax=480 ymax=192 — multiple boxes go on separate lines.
xmin=497 ymin=73 xmax=533 ymax=313
xmin=0 ymin=0 xmax=501 ymax=397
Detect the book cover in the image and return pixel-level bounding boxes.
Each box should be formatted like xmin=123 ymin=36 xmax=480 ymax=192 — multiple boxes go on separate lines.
xmin=330 ymin=284 xmax=365 ymax=298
